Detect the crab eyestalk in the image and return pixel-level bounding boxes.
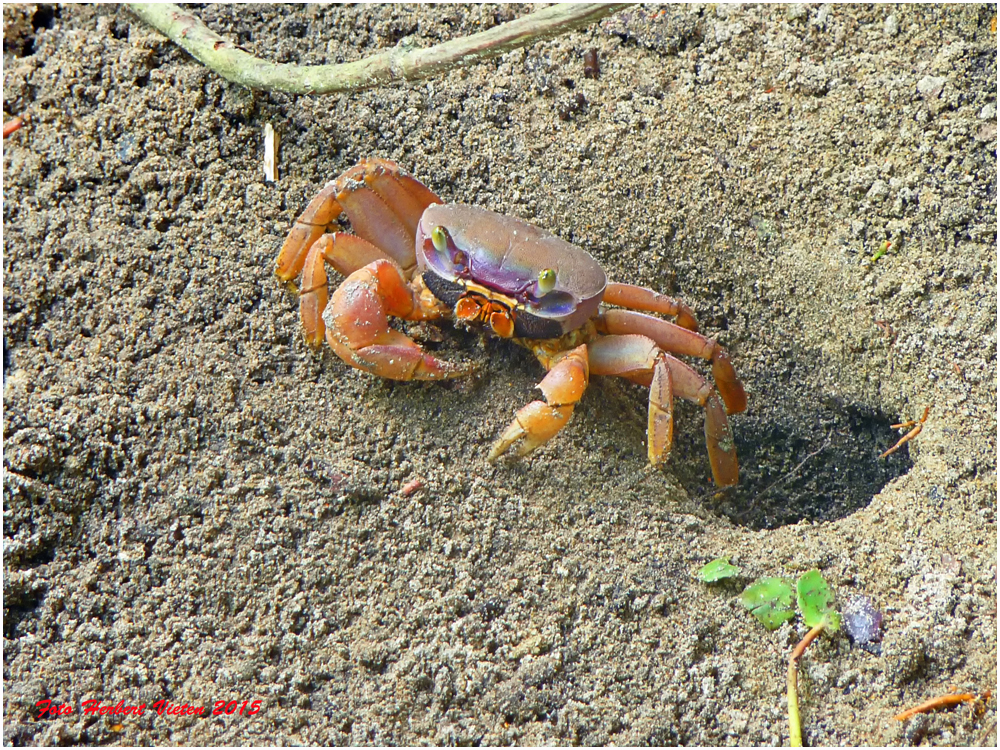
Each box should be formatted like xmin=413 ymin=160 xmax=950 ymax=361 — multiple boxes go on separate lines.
xmin=537 ymin=267 xmax=557 ymax=295
xmin=431 ymin=225 xmax=450 ymax=253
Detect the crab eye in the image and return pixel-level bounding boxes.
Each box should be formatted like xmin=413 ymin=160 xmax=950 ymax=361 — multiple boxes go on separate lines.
xmin=537 ymin=268 xmax=557 ymax=294
xmin=431 ymin=225 xmax=450 ymax=253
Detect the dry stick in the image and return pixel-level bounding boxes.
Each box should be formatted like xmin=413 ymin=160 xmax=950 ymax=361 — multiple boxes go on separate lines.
xmin=978 ymin=720 xmax=997 ymax=746
xmin=788 ymin=624 xmax=825 ymax=748
xmin=128 ymin=3 xmax=632 ymax=95
xmin=879 ymin=405 xmax=930 ymax=459
xmin=893 ymin=690 xmax=991 ymax=721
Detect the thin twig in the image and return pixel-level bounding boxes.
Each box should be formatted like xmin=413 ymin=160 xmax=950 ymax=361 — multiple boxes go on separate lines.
xmin=977 ymin=720 xmax=996 ymax=746
xmin=754 ymin=437 xmax=830 ymax=504
xmin=880 ymin=405 xmax=930 ymax=459
xmin=788 ymin=623 xmax=825 ymax=748
xmin=893 ymin=690 xmax=991 ymax=721
xmin=127 ymin=4 xmax=632 ymax=95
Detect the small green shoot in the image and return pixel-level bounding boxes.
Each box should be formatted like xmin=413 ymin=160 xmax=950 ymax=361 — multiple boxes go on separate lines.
xmin=796 ymin=569 xmax=841 ymax=631
xmin=736 ymin=570 xmax=843 ymax=745
xmin=698 ymin=557 xmax=740 ymax=583
xmin=788 ymin=570 xmax=839 ymax=748
xmin=740 ymin=577 xmax=795 ymax=630
xmin=872 ymin=239 xmax=892 ymax=262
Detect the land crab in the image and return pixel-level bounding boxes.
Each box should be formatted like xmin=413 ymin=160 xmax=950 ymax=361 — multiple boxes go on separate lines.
xmin=275 ymin=159 xmax=747 ymax=485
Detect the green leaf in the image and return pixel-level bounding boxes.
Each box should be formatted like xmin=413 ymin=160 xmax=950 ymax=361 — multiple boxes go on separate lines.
xmin=740 ymin=578 xmax=795 ymax=630
xmin=796 ymin=570 xmax=841 ymax=631
xmin=698 ymin=557 xmax=740 ymax=583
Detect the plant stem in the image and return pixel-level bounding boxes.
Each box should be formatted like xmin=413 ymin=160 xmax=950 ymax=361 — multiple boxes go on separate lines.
xmin=787 ymin=624 xmax=825 ymax=747
xmin=127 ymin=4 xmax=632 ymax=95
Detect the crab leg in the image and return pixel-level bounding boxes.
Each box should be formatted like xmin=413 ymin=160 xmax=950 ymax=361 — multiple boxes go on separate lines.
xmin=276 ymin=158 xmax=443 ymax=283
xmin=488 ymin=345 xmax=589 ymax=461
xmin=588 ymin=335 xmax=673 ymax=466
xmin=275 ymin=184 xmax=343 ymax=281
xmin=323 ymin=259 xmax=469 ymax=380
xmin=361 ymin=162 xmax=445 ymax=237
xmin=336 ymin=182 xmax=421 ymax=274
xmin=604 ymin=283 xmax=699 ymax=331
xmin=589 ymin=334 xmax=738 ymax=486
xmin=598 ymin=309 xmax=747 ymax=415
xmin=298 ymin=233 xmax=397 ymax=346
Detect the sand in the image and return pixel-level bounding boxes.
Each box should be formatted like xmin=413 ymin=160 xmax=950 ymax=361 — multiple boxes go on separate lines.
xmin=4 ymin=4 xmax=996 ymax=746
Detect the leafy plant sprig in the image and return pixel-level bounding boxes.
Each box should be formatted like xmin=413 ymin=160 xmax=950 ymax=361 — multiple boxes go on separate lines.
xmin=787 ymin=571 xmax=840 ymax=747
xmin=735 ymin=569 xmax=840 ymax=747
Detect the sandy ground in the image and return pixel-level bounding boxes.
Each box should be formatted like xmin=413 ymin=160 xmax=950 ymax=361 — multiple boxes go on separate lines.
xmin=3 ymin=4 xmax=996 ymax=746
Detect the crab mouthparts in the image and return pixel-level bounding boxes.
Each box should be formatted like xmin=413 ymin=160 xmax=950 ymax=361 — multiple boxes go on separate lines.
xmin=454 ymin=293 xmax=516 ymax=338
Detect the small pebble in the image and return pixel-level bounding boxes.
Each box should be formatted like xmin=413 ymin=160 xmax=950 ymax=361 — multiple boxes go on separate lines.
xmin=884 ymin=14 xmax=899 ymax=37
xmin=401 ymin=478 xmax=425 ymax=497
xmin=866 ymin=179 xmax=889 ymax=202
xmin=975 ymin=121 xmax=996 ymax=142
xmin=842 ymin=595 xmax=883 ymax=654
xmin=916 ymin=75 xmax=947 ymax=99
xmin=787 ymin=4 xmax=808 ymax=21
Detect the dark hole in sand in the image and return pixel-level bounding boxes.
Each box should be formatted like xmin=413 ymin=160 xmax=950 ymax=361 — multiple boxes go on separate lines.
xmin=31 ymin=5 xmax=58 ymax=31
xmin=669 ymin=392 xmax=914 ymax=530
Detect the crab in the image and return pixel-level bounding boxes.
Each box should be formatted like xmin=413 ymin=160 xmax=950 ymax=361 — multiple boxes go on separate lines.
xmin=275 ymin=159 xmax=747 ymax=485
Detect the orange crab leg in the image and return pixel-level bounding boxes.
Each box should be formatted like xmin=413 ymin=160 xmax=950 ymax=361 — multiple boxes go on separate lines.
xmin=275 ymin=183 xmax=343 ymax=281
xmin=587 ymin=335 xmax=674 ymax=464
xmin=647 ymin=355 xmax=675 ymax=467
xmin=276 ymin=159 xmax=443 ymax=283
xmin=488 ymin=345 xmax=589 ymax=461
xmin=653 ymin=357 xmax=737 ymax=486
xmin=323 ymin=259 xmax=469 ymax=380
xmin=598 ymin=309 xmax=747 ymax=415
xmin=363 ymin=166 xmax=443 ymax=237
xmin=336 ymin=184 xmax=421 ymax=274
xmin=604 ymin=283 xmax=699 ymax=331
xmin=702 ymin=395 xmax=738 ymax=487
xmin=589 ymin=334 xmax=738 ymax=486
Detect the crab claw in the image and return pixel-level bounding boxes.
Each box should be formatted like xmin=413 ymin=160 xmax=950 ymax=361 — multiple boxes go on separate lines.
xmin=489 ymin=345 xmax=589 ymax=461
xmin=324 ymin=259 xmax=470 ymax=380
